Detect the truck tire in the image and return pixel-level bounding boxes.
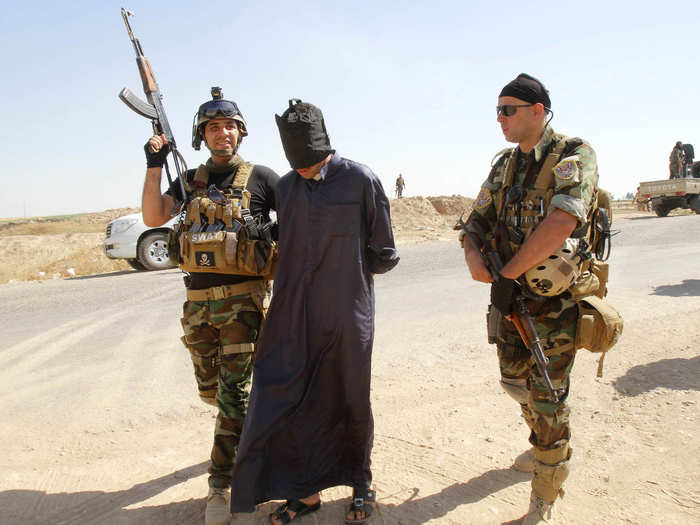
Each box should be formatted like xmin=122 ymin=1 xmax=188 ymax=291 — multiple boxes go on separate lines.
xmin=127 ymin=259 xmax=146 ymax=271
xmin=654 ymin=205 xmax=669 ymax=217
xmin=689 ymin=195 xmax=700 ymax=214
xmin=137 ymin=232 xmax=174 ymax=271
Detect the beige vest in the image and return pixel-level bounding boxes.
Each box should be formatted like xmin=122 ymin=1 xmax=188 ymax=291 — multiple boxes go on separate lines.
xmin=176 ymin=163 xmax=277 ymax=277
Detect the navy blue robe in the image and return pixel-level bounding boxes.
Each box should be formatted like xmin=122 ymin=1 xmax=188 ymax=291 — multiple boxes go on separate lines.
xmin=230 ymin=153 xmax=399 ymax=512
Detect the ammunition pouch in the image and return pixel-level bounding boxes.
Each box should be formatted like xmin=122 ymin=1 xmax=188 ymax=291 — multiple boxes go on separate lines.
xmin=575 ymin=295 xmax=623 ymax=354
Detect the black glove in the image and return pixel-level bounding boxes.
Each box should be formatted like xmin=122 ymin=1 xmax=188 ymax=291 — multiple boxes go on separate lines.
xmin=144 ymin=141 xmax=170 ymax=168
xmin=490 ymin=275 xmax=518 ymax=316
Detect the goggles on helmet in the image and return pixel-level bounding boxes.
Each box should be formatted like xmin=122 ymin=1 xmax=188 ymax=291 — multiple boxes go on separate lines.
xmin=192 ymin=87 xmax=248 ymax=150
xmin=198 ymin=99 xmax=242 ymax=120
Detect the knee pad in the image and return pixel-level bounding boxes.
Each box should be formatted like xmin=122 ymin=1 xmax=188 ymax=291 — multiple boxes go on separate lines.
xmin=501 ymin=378 xmax=529 ymax=404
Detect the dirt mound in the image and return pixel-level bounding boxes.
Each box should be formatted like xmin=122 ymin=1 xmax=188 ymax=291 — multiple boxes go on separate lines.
xmin=0 ymin=209 xmax=140 ymax=283
xmin=389 ymin=195 xmax=473 ymax=242
xmin=427 ymin=195 xmax=474 ymax=217
xmin=73 ymin=208 xmax=141 ymax=224
xmin=0 ymin=208 xmax=140 ymax=236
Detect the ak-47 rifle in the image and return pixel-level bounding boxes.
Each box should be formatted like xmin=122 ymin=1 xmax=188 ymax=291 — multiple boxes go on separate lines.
xmin=118 ymin=8 xmax=187 ymax=212
xmin=456 ymin=215 xmax=564 ymax=402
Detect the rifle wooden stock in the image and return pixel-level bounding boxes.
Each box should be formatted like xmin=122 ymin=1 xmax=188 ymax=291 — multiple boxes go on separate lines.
xmin=137 ymin=57 xmax=158 ymax=93
xmin=119 ymin=8 xmax=187 ymax=212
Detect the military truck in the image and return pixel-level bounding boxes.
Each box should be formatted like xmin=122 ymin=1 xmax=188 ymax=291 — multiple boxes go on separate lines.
xmin=637 ymin=177 xmax=700 ymax=217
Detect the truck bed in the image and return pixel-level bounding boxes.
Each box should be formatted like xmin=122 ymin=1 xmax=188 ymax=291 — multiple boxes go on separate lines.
xmin=638 ymin=178 xmax=700 ymax=199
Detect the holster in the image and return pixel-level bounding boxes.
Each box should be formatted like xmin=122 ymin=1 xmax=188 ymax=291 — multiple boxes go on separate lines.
xmin=486 ymin=303 xmax=503 ymax=344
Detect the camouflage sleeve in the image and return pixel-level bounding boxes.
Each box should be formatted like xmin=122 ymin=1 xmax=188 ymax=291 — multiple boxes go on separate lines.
xmin=462 ymin=150 xmax=510 ymax=242
xmin=548 ymin=140 xmax=598 ymax=226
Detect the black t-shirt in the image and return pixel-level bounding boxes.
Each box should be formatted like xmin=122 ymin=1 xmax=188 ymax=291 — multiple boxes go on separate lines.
xmin=165 ymin=163 xmax=280 ymax=289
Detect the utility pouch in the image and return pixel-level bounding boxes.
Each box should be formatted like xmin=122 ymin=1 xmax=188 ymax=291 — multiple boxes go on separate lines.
xmin=569 ymin=271 xmax=600 ymax=299
xmin=179 ymin=226 xmax=278 ymax=277
xmin=224 ymin=231 xmax=238 ymax=265
xmin=592 ymin=261 xmax=609 ymax=298
xmin=486 ymin=303 xmax=503 ymax=344
xmin=236 ymin=229 xmax=278 ymax=277
xmin=575 ymin=295 xmax=623 ymax=354
xmin=570 ymin=259 xmax=609 ymax=299
xmin=181 ymin=230 xmax=227 ymax=270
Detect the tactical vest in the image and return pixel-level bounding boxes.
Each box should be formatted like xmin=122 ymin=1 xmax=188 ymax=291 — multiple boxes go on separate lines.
xmin=171 ymin=162 xmax=277 ymax=277
xmin=491 ymin=133 xmax=610 ymax=275
xmin=491 ymin=135 xmax=622 ymax=372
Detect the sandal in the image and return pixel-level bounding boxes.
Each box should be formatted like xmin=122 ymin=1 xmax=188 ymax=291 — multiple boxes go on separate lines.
xmin=344 ymin=487 xmax=376 ymax=524
xmin=269 ymin=498 xmax=321 ymax=524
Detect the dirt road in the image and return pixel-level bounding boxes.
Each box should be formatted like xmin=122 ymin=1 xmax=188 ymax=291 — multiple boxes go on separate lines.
xmin=1 ymin=212 xmax=698 ymax=524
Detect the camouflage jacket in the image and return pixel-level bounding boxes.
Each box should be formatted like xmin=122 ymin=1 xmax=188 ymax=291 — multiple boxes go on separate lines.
xmin=465 ymin=125 xmax=599 ymax=252
xmin=464 ymin=126 xmax=599 ymax=349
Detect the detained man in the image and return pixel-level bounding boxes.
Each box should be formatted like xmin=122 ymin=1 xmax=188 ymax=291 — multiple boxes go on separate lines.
xmin=229 ymin=99 xmax=399 ymax=524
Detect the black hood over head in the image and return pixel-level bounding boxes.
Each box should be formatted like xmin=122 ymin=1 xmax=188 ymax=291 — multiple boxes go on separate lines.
xmin=275 ymin=99 xmax=334 ymax=169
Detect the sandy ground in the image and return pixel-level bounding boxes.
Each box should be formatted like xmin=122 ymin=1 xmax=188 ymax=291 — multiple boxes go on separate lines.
xmin=1 ymin=200 xmax=698 ymax=524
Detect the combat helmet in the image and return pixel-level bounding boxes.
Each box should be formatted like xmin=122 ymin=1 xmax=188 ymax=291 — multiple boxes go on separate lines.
xmin=191 ymin=87 xmax=248 ymax=150
xmin=524 ymin=238 xmax=586 ymax=297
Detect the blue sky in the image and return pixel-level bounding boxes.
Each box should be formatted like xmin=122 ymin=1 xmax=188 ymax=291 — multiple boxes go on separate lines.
xmin=1 ymin=1 xmax=697 ymax=218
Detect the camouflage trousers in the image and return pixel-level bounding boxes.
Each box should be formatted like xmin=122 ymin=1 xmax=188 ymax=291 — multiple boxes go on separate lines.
xmin=180 ymin=282 xmax=269 ymax=489
xmin=496 ymin=294 xmax=578 ymax=503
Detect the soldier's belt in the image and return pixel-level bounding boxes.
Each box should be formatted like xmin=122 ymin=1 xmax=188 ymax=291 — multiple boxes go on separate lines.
xmin=222 ymin=342 xmax=255 ymax=355
xmin=186 ymin=279 xmax=267 ymax=301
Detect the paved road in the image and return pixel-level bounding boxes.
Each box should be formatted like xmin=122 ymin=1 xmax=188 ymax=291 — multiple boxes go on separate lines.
xmin=1 ymin=212 xmax=699 ymax=433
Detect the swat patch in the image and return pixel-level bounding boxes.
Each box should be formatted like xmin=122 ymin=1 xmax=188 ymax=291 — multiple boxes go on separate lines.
xmin=475 ymin=187 xmax=493 ymax=210
xmin=553 ymin=156 xmax=580 ymax=182
xmin=196 ymin=251 xmax=215 ymax=267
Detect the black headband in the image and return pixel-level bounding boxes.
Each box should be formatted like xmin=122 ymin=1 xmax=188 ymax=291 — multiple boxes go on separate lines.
xmin=499 ymin=73 xmax=551 ymax=109
xmin=275 ymin=99 xmax=334 ymax=169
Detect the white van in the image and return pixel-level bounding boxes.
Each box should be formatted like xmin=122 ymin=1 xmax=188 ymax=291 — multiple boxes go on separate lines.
xmin=103 ymin=212 xmax=178 ymax=271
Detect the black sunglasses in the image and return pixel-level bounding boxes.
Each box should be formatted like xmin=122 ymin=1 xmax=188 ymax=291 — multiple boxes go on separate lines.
xmin=496 ymin=104 xmax=534 ymax=117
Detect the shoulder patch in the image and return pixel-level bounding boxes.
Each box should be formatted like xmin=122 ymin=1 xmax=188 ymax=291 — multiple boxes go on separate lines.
xmin=475 ymin=187 xmax=493 ymax=210
xmin=553 ymin=156 xmax=580 ymax=182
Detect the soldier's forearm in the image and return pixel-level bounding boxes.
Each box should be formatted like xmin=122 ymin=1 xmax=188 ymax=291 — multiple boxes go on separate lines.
xmin=142 ymin=168 xmax=172 ymax=227
xmin=500 ymin=209 xmax=577 ymax=279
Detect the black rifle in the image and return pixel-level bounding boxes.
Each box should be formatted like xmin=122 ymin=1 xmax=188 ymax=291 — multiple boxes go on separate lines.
xmin=455 ymin=216 xmax=563 ymax=402
xmin=118 ymin=8 xmax=187 ymax=213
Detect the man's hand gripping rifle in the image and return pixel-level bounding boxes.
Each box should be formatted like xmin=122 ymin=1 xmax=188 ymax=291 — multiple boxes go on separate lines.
xmin=456 ymin=215 xmax=564 ymax=403
xmin=118 ymin=8 xmax=187 ymax=213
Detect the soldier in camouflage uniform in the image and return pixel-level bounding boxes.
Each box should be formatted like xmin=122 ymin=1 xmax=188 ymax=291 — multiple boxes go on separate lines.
xmin=395 ymin=174 xmax=406 ymax=198
xmin=142 ymin=88 xmax=279 ymax=525
xmin=459 ymin=73 xmax=599 ymax=524
xmin=669 ymin=141 xmax=685 ymax=179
